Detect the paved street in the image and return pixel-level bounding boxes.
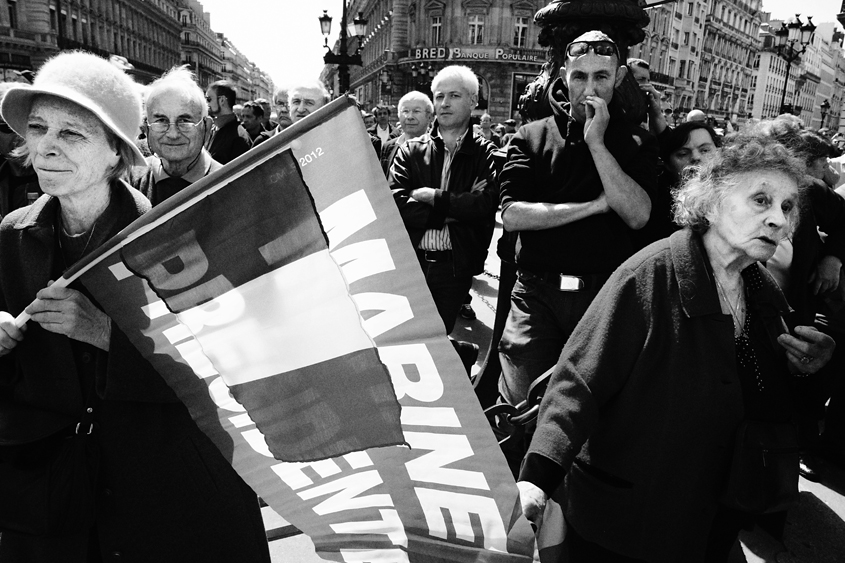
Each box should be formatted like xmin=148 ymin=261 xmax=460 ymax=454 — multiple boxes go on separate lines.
xmin=266 ymin=215 xmax=845 ymax=562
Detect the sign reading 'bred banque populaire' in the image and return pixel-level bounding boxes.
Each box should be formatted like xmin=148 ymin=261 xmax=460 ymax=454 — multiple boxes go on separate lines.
xmin=403 ymin=46 xmax=546 ymax=64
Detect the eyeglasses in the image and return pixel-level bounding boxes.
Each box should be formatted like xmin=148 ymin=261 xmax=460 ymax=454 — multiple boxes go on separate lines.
xmin=565 ymin=40 xmax=619 ymax=60
xmin=274 ymin=101 xmax=289 ymax=108
xmin=147 ymin=117 xmax=205 ymax=133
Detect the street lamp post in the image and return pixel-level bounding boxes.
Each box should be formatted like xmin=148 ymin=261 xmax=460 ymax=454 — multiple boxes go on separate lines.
xmin=319 ymin=4 xmax=368 ymax=95
xmin=774 ymin=14 xmax=816 ymax=115
xmin=820 ymin=99 xmax=831 ymax=129
xmin=410 ymin=63 xmax=435 ymax=94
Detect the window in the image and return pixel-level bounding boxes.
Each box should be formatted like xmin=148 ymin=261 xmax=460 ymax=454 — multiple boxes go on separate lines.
xmin=679 ymin=60 xmax=686 ymax=78
xmin=687 ymin=2 xmax=693 ymax=16
xmin=431 ymin=16 xmax=442 ymax=44
xmin=50 ymin=7 xmax=57 ymax=31
xmin=513 ymin=16 xmax=528 ymax=48
xmin=683 ymin=32 xmax=690 ymax=45
xmin=7 ymin=0 xmax=17 ymax=29
xmin=72 ymin=16 xmax=78 ymax=41
xmin=468 ymin=15 xmax=484 ymax=45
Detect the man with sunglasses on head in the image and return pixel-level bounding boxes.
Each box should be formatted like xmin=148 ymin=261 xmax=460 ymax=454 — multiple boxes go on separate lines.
xmin=497 ymin=31 xmax=658 ymax=408
xmin=204 ymin=80 xmax=251 ymax=165
xmin=132 ymin=66 xmax=222 ymax=206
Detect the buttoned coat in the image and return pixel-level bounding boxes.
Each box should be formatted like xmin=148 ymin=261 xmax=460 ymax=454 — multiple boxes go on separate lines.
xmin=524 ymin=228 xmax=796 ymax=562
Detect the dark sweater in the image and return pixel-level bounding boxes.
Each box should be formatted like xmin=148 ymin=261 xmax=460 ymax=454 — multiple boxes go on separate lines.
xmin=499 ymin=78 xmax=658 ymax=275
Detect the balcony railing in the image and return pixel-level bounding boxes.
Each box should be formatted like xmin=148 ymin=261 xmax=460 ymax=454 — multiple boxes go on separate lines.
xmin=650 ymin=71 xmax=675 ymax=87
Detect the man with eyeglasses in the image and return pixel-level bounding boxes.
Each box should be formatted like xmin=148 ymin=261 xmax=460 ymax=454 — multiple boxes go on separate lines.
xmin=378 ymin=91 xmax=433 ymax=177
xmin=252 ymin=87 xmax=294 ymax=148
xmin=132 ymin=66 xmax=222 ymax=206
xmin=204 ymin=80 xmax=251 ymax=165
xmin=497 ymin=31 xmax=657 ymax=408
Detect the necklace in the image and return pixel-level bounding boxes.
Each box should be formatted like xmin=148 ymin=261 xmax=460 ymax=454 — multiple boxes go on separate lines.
xmin=714 ymin=276 xmax=746 ymax=338
xmin=58 ymin=217 xmax=98 ymax=263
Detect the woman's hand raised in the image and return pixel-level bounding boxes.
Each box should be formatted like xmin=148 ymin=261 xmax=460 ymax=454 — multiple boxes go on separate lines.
xmin=0 ymin=311 xmax=25 ymax=357
xmin=25 ymin=281 xmax=111 ymax=351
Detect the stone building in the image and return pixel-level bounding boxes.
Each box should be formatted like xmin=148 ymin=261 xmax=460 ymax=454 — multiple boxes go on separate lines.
xmin=176 ymin=0 xmax=221 ymax=89
xmin=324 ymin=0 xmax=549 ymax=123
xmin=698 ymin=0 xmax=761 ymax=127
xmin=0 ymin=0 xmax=182 ymax=84
xmin=629 ymin=0 xmax=705 ymax=125
xmin=748 ymin=18 xmax=842 ymax=130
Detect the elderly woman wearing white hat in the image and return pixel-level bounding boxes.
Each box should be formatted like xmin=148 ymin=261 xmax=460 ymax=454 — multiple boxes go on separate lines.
xmin=0 ymin=52 xmax=270 ymax=562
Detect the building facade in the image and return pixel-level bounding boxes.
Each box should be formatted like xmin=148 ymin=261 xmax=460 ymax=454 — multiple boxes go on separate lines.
xmin=0 ymin=0 xmax=182 ymax=84
xmin=324 ymin=0 xmax=548 ymax=123
xmin=176 ymin=0 xmax=221 ymax=89
xmin=698 ymin=0 xmax=761 ymax=127
xmin=0 ymin=0 xmax=271 ymax=98
xmin=749 ymin=19 xmax=842 ymax=131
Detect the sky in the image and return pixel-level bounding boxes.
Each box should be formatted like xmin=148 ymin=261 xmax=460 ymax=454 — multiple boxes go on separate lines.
xmin=196 ymin=0 xmax=845 ymax=88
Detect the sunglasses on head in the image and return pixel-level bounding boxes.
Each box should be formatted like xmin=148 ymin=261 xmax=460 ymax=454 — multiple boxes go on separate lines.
xmin=566 ymin=40 xmax=619 ymax=59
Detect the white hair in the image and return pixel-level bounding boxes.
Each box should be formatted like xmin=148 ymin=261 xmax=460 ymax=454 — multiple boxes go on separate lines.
xmin=431 ymin=65 xmax=478 ymax=98
xmin=289 ymin=80 xmax=331 ymax=104
xmin=272 ymin=85 xmax=288 ymax=103
xmin=145 ymin=65 xmax=207 ymax=118
xmin=398 ymin=90 xmax=433 ymax=115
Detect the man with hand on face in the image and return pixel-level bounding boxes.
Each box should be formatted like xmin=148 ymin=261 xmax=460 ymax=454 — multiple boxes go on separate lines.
xmin=204 ymin=80 xmax=251 ymax=165
xmin=497 ymin=31 xmax=658 ymax=407
xmin=132 ymin=66 xmax=222 ymax=206
xmin=627 ymin=57 xmax=668 ymax=136
xmin=389 ymin=65 xmax=497 ymax=341
xmin=378 ymin=91 xmax=433 ymax=177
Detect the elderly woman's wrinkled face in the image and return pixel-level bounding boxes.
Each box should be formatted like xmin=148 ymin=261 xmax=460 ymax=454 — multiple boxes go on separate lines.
xmin=26 ymin=97 xmax=119 ymax=197
xmin=708 ymin=170 xmax=798 ymax=263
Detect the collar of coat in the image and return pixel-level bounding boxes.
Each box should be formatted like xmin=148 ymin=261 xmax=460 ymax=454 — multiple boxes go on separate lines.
xmin=669 ymin=228 xmax=792 ymax=319
xmin=11 ymin=179 xmax=150 ymax=248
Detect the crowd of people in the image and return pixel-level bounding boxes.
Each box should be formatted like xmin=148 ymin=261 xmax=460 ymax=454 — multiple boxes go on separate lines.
xmin=0 ymin=34 xmax=843 ymax=561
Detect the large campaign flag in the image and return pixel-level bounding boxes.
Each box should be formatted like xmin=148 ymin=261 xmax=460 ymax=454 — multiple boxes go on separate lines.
xmin=55 ymin=97 xmax=534 ymax=562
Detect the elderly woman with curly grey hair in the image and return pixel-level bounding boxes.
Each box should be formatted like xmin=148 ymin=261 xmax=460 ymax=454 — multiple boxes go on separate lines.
xmin=516 ymin=135 xmax=835 ymax=562
xmin=0 ymin=52 xmax=269 ymax=562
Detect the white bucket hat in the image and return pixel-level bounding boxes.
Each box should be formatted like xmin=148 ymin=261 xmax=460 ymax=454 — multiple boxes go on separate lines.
xmin=0 ymin=50 xmax=145 ymax=166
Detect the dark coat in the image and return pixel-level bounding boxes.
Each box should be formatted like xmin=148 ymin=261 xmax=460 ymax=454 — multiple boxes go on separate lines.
xmin=207 ymin=115 xmax=251 ymax=165
xmin=522 ymin=228 xmax=796 ymax=562
xmin=0 ymin=183 xmax=269 ymax=562
xmin=389 ymin=130 xmax=498 ymax=278
xmin=368 ymin=123 xmax=398 ymax=156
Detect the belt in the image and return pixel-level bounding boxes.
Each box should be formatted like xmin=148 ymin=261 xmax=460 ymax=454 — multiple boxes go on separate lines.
xmin=519 ymin=268 xmax=610 ymax=292
xmin=416 ymin=249 xmax=453 ymax=263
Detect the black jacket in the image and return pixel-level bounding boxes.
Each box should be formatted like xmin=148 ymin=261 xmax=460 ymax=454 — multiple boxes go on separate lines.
xmin=389 ymin=129 xmax=498 ymax=277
